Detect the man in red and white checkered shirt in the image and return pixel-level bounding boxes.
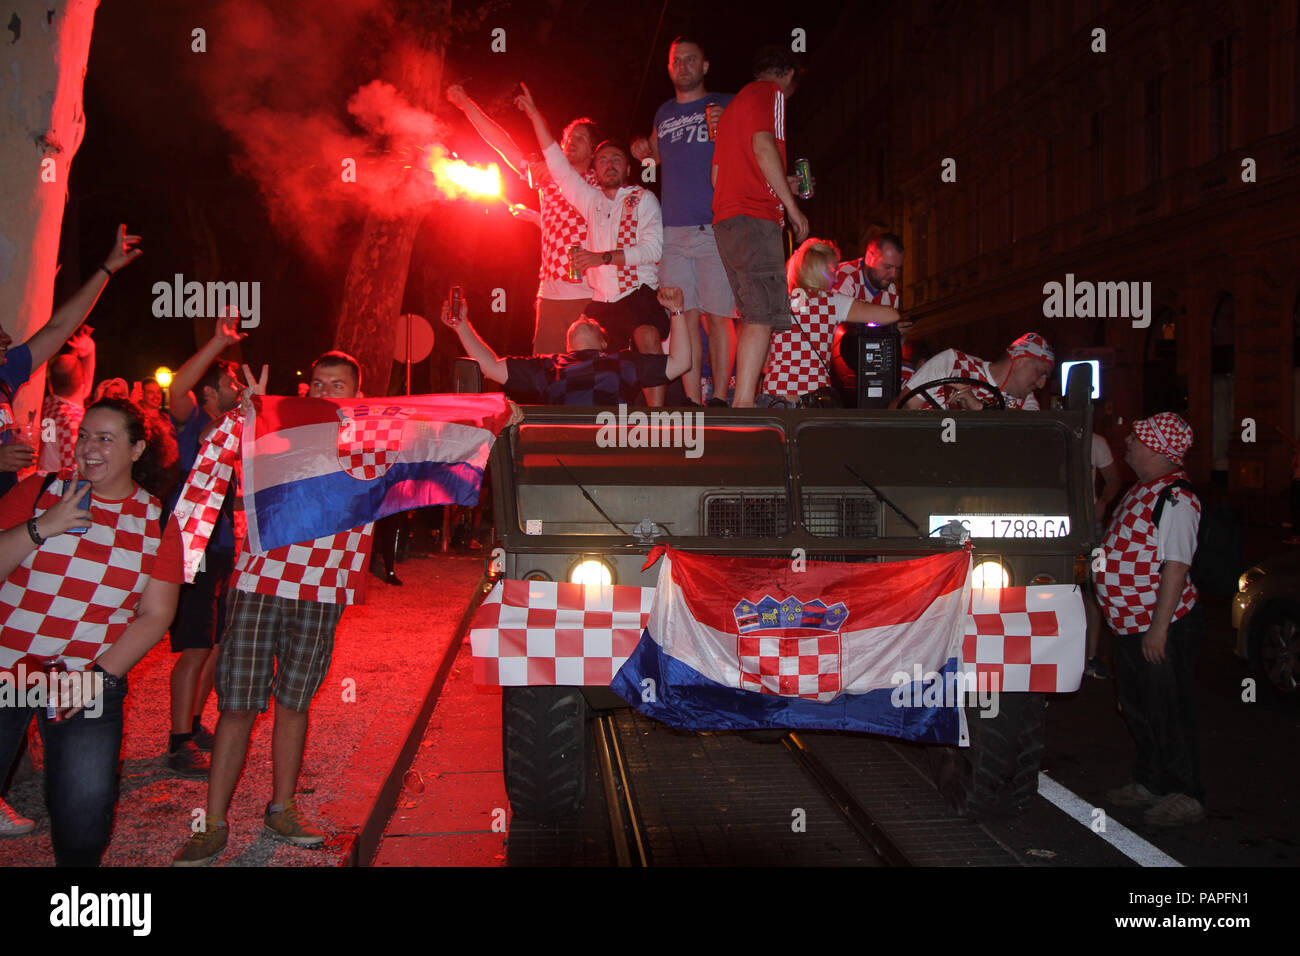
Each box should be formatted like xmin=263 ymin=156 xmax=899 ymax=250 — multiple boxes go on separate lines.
xmin=37 ymin=349 xmax=91 ymax=475
xmin=903 ymin=332 xmax=1054 ymax=411
xmin=173 ymin=351 xmax=375 ymax=865
xmin=1095 ymin=413 xmax=1206 ymax=827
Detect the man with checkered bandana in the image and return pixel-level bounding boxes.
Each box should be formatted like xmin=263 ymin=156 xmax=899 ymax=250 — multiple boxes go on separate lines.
xmin=173 ymin=352 xmax=375 ymax=865
xmin=902 ymin=332 xmax=1054 ymax=410
xmin=1096 ymin=413 xmax=1206 ymax=826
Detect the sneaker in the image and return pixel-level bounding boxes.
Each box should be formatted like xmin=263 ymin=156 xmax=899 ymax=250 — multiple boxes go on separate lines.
xmin=191 ymin=722 xmax=215 ymax=752
xmin=1106 ymin=780 xmax=1159 ymax=807
xmin=0 ymin=798 xmax=34 ymax=837
xmin=1085 ymin=656 xmax=1113 ymax=679
xmin=172 ymin=824 xmax=227 ymax=866
xmin=167 ymin=739 xmax=210 ymax=778
xmin=264 ymin=799 xmax=325 ymax=847
xmin=1143 ymin=792 xmax=1206 ymax=826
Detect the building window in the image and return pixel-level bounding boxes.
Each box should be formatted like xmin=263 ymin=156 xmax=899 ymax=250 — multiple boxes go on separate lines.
xmin=1209 ymin=35 xmax=1233 ymax=159
xmin=1144 ymin=75 xmax=1164 ymax=185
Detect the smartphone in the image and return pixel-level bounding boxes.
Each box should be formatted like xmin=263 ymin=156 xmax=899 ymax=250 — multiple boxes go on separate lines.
xmin=68 ymin=480 xmax=92 ymax=534
xmin=449 ymin=285 xmax=462 ymax=320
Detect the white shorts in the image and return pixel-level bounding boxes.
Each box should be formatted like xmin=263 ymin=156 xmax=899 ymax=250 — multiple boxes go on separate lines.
xmin=661 ymin=224 xmax=736 ymax=317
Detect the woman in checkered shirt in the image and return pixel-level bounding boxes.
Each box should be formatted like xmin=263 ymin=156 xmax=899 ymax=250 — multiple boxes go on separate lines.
xmin=758 ymin=239 xmax=902 ymax=408
xmin=0 ymin=397 xmax=183 ymax=864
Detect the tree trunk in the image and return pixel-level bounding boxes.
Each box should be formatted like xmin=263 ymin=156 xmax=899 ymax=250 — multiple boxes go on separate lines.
xmin=0 ymin=0 xmax=99 ymax=423
xmin=334 ymin=9 xmax=448 ymax=396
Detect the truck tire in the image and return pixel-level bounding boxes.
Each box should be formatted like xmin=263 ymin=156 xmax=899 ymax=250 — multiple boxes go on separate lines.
xmin=938 ymin=692 xmax=1045 ymax=819
xmin=502 ymin=686 xmax=588 ymax=822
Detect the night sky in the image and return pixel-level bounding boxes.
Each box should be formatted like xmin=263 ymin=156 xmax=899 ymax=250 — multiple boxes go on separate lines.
xmin=66 ymin=0 xmax=836 ymax=396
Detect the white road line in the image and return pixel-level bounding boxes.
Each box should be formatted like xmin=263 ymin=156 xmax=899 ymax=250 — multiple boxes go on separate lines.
xmin=1037 ymin=772 xmax=1183 ymax=868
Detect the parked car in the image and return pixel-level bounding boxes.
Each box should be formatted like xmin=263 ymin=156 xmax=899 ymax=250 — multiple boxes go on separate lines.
xmin=1232 ymin=550 xmax=1300 ymax=699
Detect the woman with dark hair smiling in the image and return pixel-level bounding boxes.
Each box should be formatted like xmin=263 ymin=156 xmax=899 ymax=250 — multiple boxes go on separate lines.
xmin=0 ymin=397 xmax=183 ymax=864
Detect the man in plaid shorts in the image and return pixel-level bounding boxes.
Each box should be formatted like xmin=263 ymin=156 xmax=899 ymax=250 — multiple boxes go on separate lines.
xmin=174 ymin=351 xmax=374 ymax=865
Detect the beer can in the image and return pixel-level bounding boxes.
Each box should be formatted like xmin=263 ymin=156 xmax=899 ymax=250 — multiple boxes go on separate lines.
xmin=565 ymin=245 xmax=582 ymax=283
xmin=44 ymin=659 xmax=65 ymax=722
xmin=794 ymin=158 xmax=814 ymax=199
xmin=705 ymin=103 xmax=722 ymax=141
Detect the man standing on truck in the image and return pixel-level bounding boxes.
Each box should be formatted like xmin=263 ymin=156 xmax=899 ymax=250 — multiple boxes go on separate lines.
xmin=1095 ymin=413 xmax=1206 ymax=827
xmin=902 ymin=332 xmax=1054 ymax=410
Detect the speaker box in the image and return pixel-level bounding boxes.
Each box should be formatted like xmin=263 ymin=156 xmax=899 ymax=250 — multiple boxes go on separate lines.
xmin=849 ymin=325 xmax=901 ymax=408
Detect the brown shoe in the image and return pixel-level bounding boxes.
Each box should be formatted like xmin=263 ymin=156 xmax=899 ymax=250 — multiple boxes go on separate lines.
xmin=173 ymin=824 xmax=228 ymax=866
xmin=264 ymin=799 xmax=325 ymax=847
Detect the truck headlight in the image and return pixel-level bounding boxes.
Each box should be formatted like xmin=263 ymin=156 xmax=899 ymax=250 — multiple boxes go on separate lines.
xmin=972 ymin=560 xmax=1010 ymax=589
xmin=569 ymin=558 xmax=614 ymax=586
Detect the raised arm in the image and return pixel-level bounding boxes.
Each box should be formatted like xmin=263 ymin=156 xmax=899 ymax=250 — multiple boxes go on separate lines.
xmin=441 ymin=301 xmax=507 ymax=384
xmin=446 ymin=84 xmax=529 ymax=177
xmin=26 ymin=225 xmax=141 ymax=369
xmin=659 ymin=287 xmax=691 ymax=380
xmin=169 ymin=314 xmax=247 ymax=426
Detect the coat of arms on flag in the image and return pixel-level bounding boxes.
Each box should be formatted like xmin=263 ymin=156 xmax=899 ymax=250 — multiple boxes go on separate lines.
xmin=336 ymin=404 xmax=415 ymax=480
xmin=734 ymin=597 xmax=849 ymax=700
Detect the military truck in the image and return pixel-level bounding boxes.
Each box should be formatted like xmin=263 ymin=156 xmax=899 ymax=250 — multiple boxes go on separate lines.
xmin=478 ymin=370 xmax=1095 ymax=822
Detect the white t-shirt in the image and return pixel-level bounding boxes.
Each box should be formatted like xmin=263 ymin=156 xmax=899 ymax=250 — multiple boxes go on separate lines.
xmin=1091 ymin=433 xmax=1114 ymax=491
xmin=1155 ymin=485 xmax=1199 ymax=566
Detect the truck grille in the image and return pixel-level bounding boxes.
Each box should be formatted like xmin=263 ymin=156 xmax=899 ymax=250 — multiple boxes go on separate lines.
xmin=801 ymin=493 xmax=880 ymax=538
xmin=704 ymin=494 xmax=788 ymax=537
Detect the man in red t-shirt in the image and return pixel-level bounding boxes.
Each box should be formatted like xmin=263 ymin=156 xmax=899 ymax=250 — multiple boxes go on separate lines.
xmin=711 ymin=45 xmax=809 ymax=408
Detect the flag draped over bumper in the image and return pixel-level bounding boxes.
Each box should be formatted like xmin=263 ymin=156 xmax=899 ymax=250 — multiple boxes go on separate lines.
xmin=242 ymin=393 xmax=513 ymax=554
xmin=469 ymin=549 xmax=1086 ymax=744
xmin=608 ymin=546 xmax=972 ymax=742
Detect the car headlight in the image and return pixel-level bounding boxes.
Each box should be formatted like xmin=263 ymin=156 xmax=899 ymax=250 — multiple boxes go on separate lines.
xmin=1238 ymin=568 xmax=1264 ymax=593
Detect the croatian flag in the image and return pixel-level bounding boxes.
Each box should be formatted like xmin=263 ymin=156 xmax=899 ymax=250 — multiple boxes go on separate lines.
xmin=242 ymin=394 xmax=513 ymax=553
xmin=610 ymin=546 xmax=972 ymax=744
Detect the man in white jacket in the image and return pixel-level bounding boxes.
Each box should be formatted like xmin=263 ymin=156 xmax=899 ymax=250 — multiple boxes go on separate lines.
xmin=516 ymin=84 xmax=671 ymax=406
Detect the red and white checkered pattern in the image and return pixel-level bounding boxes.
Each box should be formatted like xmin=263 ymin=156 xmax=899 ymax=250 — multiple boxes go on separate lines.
xmin=174 ymin=410 xmax=373 ymax=604
xmin=738 ymin=631 xmax=841 ymax=700
xmin=613 ymin=189 xmax=645 ymax=297
xmin=0 ymin=479 xmax=174 ymax=673
xmin=761 ymin=290 xmax=844 ymax=396
xmin=336 ymin=414 xmax=406 ymax=480
xmin=470 ymin=579 xmax=653 ymax=687
xmin=1133 ymin=413 xmax=1193 ymax=467
xmin=38 ymin=393 xmax=83 ymax=474
xmin=231 ymin=526 xmax=373 ymax=605
xmin=830 ymin=260 xmax=900 ymax=308
xmin=960 ymin=586 xmax=1084 ymax=693
xmin=1095 ymin=475 xmax=1200 ymax=635
xmin=538 ymin=169 xmax=598 ymax=284
xmin=473 ymin=579 xmax=1084 ymax=693
xmin=175 ymin=410 xmax=242 ymax=582
xmin=938 ymin=350 xmax=1035 ymax=411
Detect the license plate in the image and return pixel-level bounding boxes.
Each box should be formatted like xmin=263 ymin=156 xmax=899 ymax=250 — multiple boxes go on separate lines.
xmin=929 ymin=514 xmax=1072 ymax=539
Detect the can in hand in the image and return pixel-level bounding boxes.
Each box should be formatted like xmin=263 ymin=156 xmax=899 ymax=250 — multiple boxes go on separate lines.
xmin=44 ymin=659 xmax=65 ymax=722
xmin=705 ymin=103 xmax=723 ymax=141
xmin=794 ymin=158 xmax=814 ymax=199
xmin=565 ymin=245 xmax=583 ymax=282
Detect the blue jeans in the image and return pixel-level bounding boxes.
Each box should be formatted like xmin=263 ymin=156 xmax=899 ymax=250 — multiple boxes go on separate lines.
xmin=0 ymin=673 xmax=127 ymax=866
